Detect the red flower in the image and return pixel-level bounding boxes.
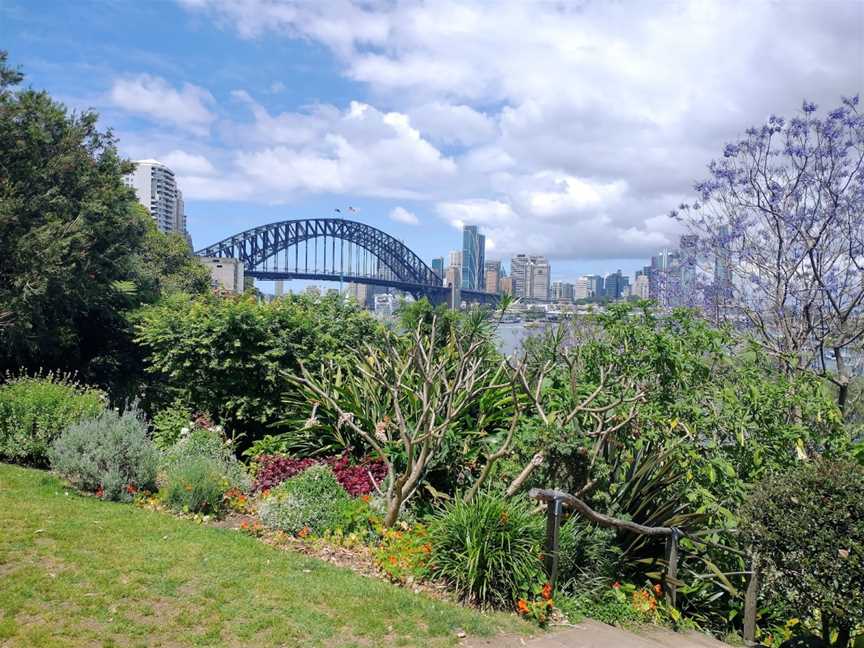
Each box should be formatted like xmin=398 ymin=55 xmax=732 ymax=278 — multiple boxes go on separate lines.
xmin=653 ymin=583 xmax=662 ymax=595
xmin=95 ymin=485 xmax=104 ymax=498
xmin=541 ymin=583 xmax=553 ymax=600
xmin=517 ymin=599 xmax=529 ymax=614
xmin=125 ymin=484 xmax=138 ymax=495
xmin=612 ymin=581 xmax=621 ymax=589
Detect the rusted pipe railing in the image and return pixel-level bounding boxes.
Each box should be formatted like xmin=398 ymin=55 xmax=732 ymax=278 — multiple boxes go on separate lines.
xmin=529 ymin=487 xmax=682 ymax=605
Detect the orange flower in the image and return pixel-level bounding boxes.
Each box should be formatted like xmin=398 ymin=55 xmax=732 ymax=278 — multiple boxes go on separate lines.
xmin=298 ymin=526 xmax=311 ymax=538
xmin=517 ymin=599 xmax=529 ymax=614
xmin=421 ymin=543 xmax=432 ymax=554
xmin=653 ymin=583 xmax=662 ymax=595
xmin=541 ymin=583 xmax=553 ymax=600
xmin=240 ymin=521 xmax=249 ymax=530
xmin=125 ymin=484 xmax=138 ymax=495
xmin=360 ymin=494 xmax=371 ymax=503
xmin=612 ymin=581 xmax=621 ymax=589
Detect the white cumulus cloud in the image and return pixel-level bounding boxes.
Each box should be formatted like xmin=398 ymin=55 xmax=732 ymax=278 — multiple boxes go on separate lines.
xmin=110 ymin=74 xmax=216 ymax=135
xmin=389 ymin=206 xmax=420 ymax=225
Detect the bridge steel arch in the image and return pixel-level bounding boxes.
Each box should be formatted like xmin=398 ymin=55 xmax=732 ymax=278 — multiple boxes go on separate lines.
xmin=195 ymin=218 xmax=497 ymax=306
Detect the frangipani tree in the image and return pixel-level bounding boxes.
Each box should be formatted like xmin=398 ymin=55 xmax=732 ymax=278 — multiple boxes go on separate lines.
xmin=294 ymin=315 xmax=510 ymax=527
xmin=675 ymin=96 xmax=864 ymax=414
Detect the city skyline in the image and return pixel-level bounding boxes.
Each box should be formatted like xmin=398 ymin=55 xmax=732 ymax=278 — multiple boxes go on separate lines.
xmin=3 ymin=1 xmax=860 ymax=282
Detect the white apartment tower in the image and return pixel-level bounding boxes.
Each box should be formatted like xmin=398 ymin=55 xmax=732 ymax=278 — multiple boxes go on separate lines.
xmin=510 ymin=254 xmax=551 ymax=302
xmin=124 ymin=159 xmax=187 ymax=236
xmin=574 ymin=277 xmax=590 ymax=299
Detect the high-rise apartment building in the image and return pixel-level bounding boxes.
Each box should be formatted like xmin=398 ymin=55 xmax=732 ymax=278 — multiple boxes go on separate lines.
xmin=585 ymin=275 xmax=604 ymax=298
xmin=500 ymin=276 xmax=513 ymax=295
xmin=461 ymin=225 xmax=486 ymax=290
xmin=448 ymin=250 xmax=463 ymax=269
xmin=604 ymin=270 xmax=629 ymax=300
xmin=510 ymin=255 xmax=529 ymax=298
xmin=124 ymin=159 xmax=188 ymax=236
xmin=713 ymin=225 xmax=733 ymax=300
xmin=632 ymin=274 xmax=650 ymax=299
xmin=484 ymin=260 xmax=501 ymax=293
xmin=574 ymin=277 xmax=589 ymax=299
xmin=551 ymin=281 xmax=574 ymax=302
xmin=509 ymin=254 xmax=550 ymax=301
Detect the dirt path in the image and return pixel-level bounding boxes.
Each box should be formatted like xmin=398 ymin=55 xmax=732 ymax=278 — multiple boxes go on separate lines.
xmin=463 ymin=618 xmax=734 ymax=648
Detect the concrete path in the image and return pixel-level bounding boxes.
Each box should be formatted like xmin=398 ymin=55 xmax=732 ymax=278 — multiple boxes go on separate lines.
xmin=464 ymin=619 xmax=733 ymax=648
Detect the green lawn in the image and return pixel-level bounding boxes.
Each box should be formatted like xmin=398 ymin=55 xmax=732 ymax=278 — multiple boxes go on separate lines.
xmin=0 ymin=464 xmax=527 ymax=647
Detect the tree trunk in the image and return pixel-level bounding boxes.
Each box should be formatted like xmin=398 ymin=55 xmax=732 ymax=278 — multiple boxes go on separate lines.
xmin=835 ymin=347 xmax=850 ymax=416
xmin=384 ymin=492 xmax=403 ymax=527
xmin=834 ymin=621 xmax=850 ymax=648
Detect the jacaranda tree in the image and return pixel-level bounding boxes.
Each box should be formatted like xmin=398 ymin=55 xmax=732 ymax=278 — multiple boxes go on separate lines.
xmin=675 ymin=96 xmax=864 ymax=415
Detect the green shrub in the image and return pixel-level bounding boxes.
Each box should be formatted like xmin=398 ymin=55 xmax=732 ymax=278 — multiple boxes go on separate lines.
xmin=151 ymin=400 xmax=193 ymax=451
xmin=258 ymin=464 xmax=350 ymax=535
xmin=428 ymin=493 xmax=545 ymax=608
xmin=159 ymin=426 xmax=249 ymax=515
xmin=740 ymin=459 xmax=864 ymax=647
xmin=557 ymin=516 xmax=621 ymax=595
xmin=558 ymin=584 xmax=645 ymax=626
xmin=48 ymin=404 xmax=158 ymax=501
xmin=0 ymin=373 xmax=106 ymax=465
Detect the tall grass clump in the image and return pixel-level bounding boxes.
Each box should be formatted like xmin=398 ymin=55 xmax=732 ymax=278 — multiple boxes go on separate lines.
xmin=428 ymin=493 xmax=545 ymax=608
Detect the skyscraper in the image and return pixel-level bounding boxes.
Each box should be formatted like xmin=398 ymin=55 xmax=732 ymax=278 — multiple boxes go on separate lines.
xmin=509 ymin=254 xmax=550 ymax=301
xmin=484 ymin=260 xmax=501 ymax=293
xmin=461 ymin=225 xmax=486 ymax=290
xmin=431 ymin=257 xmax=445 ymax=284
xmin=632 ymin=274 xmax=650 ymax=299
xmin=445 ymin=265 xmax=462 ymax=308
xmin=551 ymin=281 xmax=574 ymax=302
xmin=604 ymin=270 xmax=629 ymax=300
xmin=574 ymin=277 xmax=589 ymax=299
xmin=448 ymin=250 xmax=463 ymax=269
xmin=679 ymin=234 xmax=699 ymax=305
xmin=510 ymin=254 xmax=529 ymax=298
xmin=124 ymin=159 xmax=187 ymax=236
xmin=585 ymin=275 xmax=604 ymax=298
xmin=529 ymin=257 xmax=550 ymax=302
xmin=713 ymin=225 xmax=733 ymax=299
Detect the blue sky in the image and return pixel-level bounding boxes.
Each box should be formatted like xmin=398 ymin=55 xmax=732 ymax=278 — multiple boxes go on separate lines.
xmin=3 ymin=0 xmax=862 ymax=288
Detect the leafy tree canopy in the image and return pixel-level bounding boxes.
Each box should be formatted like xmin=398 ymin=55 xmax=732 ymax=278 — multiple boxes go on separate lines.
xmin=0 ymin=51 xmax=208 ymax=388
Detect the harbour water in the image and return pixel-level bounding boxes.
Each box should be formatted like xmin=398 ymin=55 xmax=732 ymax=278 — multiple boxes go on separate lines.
xmin=494 ymin=321 xmax=553 ymax=356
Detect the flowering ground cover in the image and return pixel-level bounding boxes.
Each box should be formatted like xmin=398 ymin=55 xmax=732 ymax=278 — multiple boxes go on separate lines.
xmin=0 ymin=463 xmax=526 ymax=647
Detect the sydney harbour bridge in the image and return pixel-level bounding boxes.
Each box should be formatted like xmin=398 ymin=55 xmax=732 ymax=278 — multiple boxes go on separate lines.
xmin=195 ymin=218 xmax=498 ymax=306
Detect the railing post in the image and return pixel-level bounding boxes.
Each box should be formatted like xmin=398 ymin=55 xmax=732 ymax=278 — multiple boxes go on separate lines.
xmin=544 ymin=497 xmax=563 ymax=591
xmin=743 ymin=554 xmax=760 ymax=646
xmin=664 ymin=528 xmax=680 ymax=608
